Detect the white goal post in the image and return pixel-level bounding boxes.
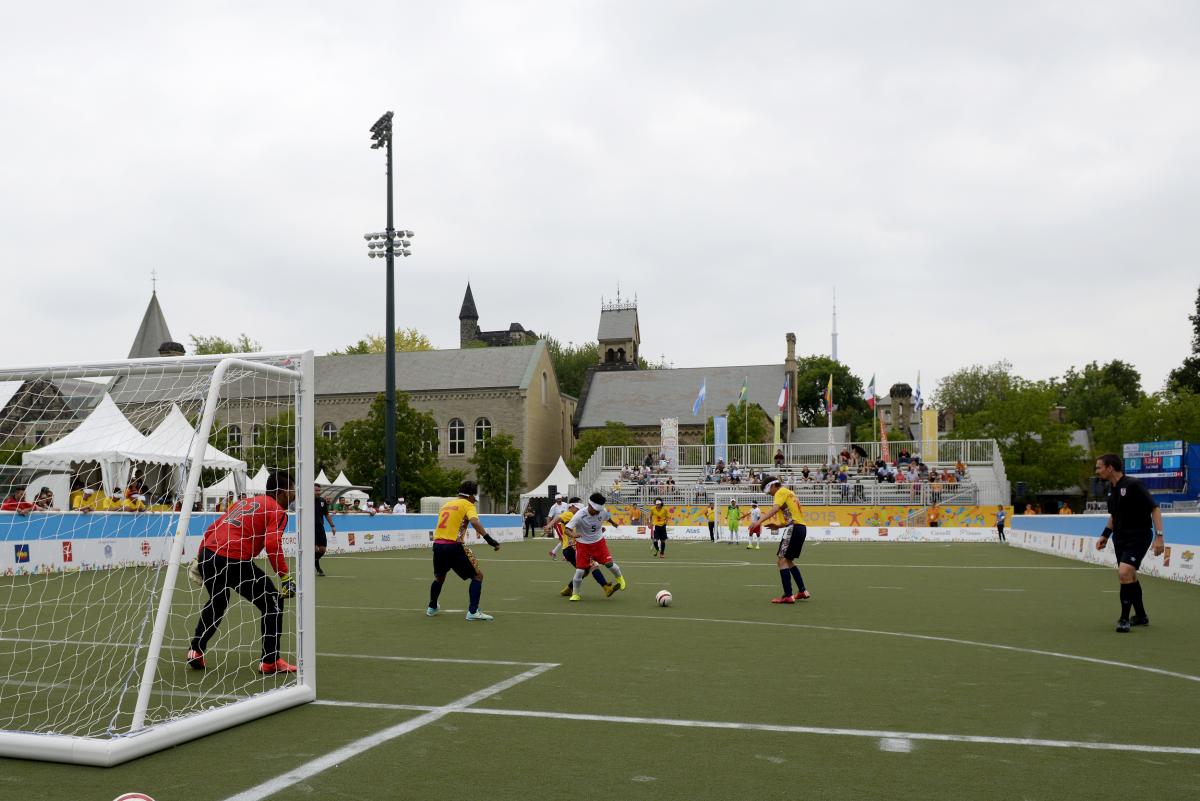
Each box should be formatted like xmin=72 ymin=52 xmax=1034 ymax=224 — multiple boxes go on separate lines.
xmin=0 ymin=352 xmax=315 ymax=766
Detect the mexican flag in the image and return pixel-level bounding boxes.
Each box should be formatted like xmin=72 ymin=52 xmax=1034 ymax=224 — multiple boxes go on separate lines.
xmin=863 ymin=374 xmax=876 ymax=410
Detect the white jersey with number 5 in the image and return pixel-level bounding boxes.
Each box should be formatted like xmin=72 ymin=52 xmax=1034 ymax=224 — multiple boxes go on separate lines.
xmin=566 ymin=505 xmax=611 ymax=544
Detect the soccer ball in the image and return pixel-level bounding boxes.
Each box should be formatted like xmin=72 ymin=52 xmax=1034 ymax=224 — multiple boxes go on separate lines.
xmin=655 ymin=589 xmax=672 ymax=607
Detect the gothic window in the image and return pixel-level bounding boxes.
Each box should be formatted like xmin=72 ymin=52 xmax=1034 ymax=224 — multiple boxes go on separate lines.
xmin=475 ymin=418 xmax=492 ymax=449
xmin=449 ymin=418 xmax=466 ymax=455
xmin=321 ymin=422 xmax=338 ymax=441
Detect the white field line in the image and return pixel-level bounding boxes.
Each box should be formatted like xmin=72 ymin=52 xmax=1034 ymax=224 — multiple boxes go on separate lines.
xmin=0 ymin=636 xmax=548 ymax=669
xmin=318 ymin=554 xmax=1103 ymax=570
xmin=310 ymin=698 xmax=1200 ymax=757
xmin=221 ymin=662 xmax=558 ymax=801
xmin=318 ymin=605 xmax=1200 ymax=685
xmin=0 ymin=676 xmax=248 ymax=702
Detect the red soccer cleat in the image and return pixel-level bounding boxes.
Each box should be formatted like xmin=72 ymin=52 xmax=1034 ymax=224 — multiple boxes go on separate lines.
xmin=770 ymin=595 xmax=795 ymax=604
xmin=792 ymin=591 xmax=811 ymax=601
xmin=258 ymin=658 xmax=298 ymax=674
xmin=186 ymin=649 xmax=206 ymax=670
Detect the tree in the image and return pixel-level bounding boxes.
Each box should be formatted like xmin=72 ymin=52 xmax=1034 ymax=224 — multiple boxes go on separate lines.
xmin=230 ymin=409 xmax=339 ymax=474
xmin=568 ymin=421 xmax=637 ymax=473
xmin=792 ymin=356 xmax=867 ymax=427
xmin=188 ymin=334 xmax=262 ymax=355
xmin=953 ymin=379 xmax=1085 ymax=494
xmin=1167 ymin=284 xmax=1200 ymax=394
xmin=1058 ymin=360 xmax=1143 ymax=429
xmin=545 ymin=338 xmax=600 ymax=398
xmin=338 ymin=393 xmax=460 ymax=502
xmin=1091 ymin=390 xmax=1200 ymax=457
xmin=468 ymin=432 xmax=523 ymax=510
xmin=328 ymin=328 xmax=435 ymax=356
xmin=932 ymin=361 xmax=1016 ymax=418
xmin=703 ymin=401 xmax=770 ymax=444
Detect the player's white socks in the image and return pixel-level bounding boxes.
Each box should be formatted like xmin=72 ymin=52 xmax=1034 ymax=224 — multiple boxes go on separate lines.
xmin=551 ymin=542 xmax=562 ymax=556
xmin=607 ymin=563 xmax=623 ymax=578
xmin=571 ymin=568 xmax=585 ymax=592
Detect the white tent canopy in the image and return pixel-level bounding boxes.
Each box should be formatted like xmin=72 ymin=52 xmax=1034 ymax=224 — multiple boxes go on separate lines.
xmin=333 ymin=470 xmax=369 ymax=502
xmin=316 ymin=469 xmax=331 ymax=485
xmin=21 ymin=394 xmax=175 ymax=496
xmin=143 ymin=405 xmax=246 ymax=473
xmin=519 ymin=457 xmax=578 ymax=513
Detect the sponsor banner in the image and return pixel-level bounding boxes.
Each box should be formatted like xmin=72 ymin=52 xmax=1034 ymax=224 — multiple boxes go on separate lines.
xmin=1008 ymin=527 xmax=1200 ymax=586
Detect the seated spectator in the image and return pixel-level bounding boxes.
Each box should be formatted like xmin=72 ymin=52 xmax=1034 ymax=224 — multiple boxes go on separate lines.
xmin=774 ymin=449 xmax=785 ymax=468
xmin=105 ymin=491 xmax=126 ymax=511
xmin=1058 ymin=502 xmax=1073 ymax=515
xmin=644 ymin=453 xmax=654 ymax=469
xmin=799 ymin=467 xmax=812 ymax=483
xmin=715 ymin=459 xmax=726 ymax=475
xmin=123 ymin=493 xmax=147 ymax=513
xmin=377 ymin=501 xmax=392 ymax=513
xmin=72 ymin=487 xmax=99 ymax=513
xmin=657 ymin=454 xmax=668 ymax=473
xmin=955 ymin=458 xmax=966 ymax=476
xmin=1 ymin=489 xmax=36 ymax=515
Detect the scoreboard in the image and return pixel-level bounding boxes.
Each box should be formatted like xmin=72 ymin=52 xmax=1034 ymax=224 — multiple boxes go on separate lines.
xmin=1122 ymin=440 xmax=1187 ymax=493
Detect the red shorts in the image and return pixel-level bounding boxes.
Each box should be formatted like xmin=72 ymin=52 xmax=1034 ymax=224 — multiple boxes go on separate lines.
xmin=574 ymin=539 xmax=612 ymax=568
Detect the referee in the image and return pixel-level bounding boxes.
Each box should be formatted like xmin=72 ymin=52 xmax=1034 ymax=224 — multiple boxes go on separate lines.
xmin=1094 ymin=454 xmax=1165 ymax=632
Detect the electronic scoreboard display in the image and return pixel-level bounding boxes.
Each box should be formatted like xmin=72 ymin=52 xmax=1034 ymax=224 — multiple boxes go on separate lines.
xmin=1122 ymin=440 xmax=1187 ymax=493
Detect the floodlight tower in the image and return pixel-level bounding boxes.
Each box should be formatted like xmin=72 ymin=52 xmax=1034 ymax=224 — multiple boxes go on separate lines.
xmin=365 ymin=110 xmax=414 ymax=505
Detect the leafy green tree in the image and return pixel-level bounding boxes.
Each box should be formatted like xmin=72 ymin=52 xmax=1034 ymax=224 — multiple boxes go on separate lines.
xmin=328 ymin=328 xmax=435 ymax=356
xmin=792 ymin=356 xmax=867 ymax=427
xmin=0 ymin=440 xmax=31 ymax=466
xmin=338 ymin=393 xmax=461 ymax=502
xmin=932 ymin=361 xmax=1016 ymax=418
xmin=703 ymin=401 xmax=770 ymax=444
xmin=1058 ymin=360 xmax=1143 ymax=429
xmin=232 ymin=409 xmax=339 ymax=473
xmin=468 ymin=432 xmax=523 ymax=510
xmin=188 ymin=334 xmax=262 ymax=355
xmin=545 ymin=338 xmax=600 ymax=398
xmin=1091 ymin=390 xmax=1200 ymax=456
xmin=953 ymin=379 xmax=1085 ymax=494
xmin=1167 ymin=285 xmax=1200 ymax=394
xmin=568 ymin=421 xmax=637 ymax=473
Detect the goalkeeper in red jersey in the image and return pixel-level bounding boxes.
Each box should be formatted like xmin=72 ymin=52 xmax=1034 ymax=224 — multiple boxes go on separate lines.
xmin=187 ymin=469 xmax=298 ymax=674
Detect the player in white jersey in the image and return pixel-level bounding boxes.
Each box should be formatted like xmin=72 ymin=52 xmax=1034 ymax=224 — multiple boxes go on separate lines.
xmin=546 ymin=494 xmax=568 ymax=559
xmin=747 ymin=504 xmax=764 ymax=549
xmin=564 ymin=493 xmax=627 ymax=601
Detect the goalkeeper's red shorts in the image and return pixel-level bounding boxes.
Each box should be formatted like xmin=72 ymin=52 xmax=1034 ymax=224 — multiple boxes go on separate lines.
xmin=574 ymin=539 xmax=612 ymax=568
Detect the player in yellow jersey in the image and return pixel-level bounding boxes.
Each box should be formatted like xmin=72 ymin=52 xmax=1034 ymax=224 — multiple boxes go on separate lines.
xmin=427 ymin=481 xmax=501 ymax=621
xmin=755 ymin=476 xmax=810 ymax=604
xmin=650 ymin=498 xmax=669 ymax=558
xmin=704 ymin=502 xmax=715 ymax=542
xmin=544 ymin=498 xmax=615 ymax=597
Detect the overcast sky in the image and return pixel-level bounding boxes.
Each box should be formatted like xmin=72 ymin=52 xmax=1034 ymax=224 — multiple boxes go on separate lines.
xmin=3 ymin=1 xmax=1198 ymax=400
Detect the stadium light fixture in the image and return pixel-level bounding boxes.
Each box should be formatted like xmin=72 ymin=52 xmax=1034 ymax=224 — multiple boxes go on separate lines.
xmin=364 ymin=110 xmax=416 ymax=507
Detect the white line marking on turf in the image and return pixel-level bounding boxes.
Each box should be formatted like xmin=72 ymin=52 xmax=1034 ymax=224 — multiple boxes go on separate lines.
xmin=982 ymin=589 xmax=1026 ymax=592
xmin=317 ymin=605 xmax=1200 ymax=685
xmin=320 ymin=653 xmax=556 ymax=667
xmin=308 ymin=698 xmax=1200 ymax=757
xmin=221 ymin=662 xmax=558 ymax=801
xmin=879 ymin=737 xmax=913 ymax=752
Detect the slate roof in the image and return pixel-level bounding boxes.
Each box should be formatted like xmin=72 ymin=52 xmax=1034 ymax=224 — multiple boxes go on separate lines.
xmin=314 ymin=343 xmax=545 ymax=395
xmin=576 ymin=364 xmax=785 ymax=428
xmin=597 ymin=307 xmax=638 ymax=342
xmin=458 ymin=284 xmax=479 ymax=320
xmin=128 ymin=292 xmax=174 ymax=359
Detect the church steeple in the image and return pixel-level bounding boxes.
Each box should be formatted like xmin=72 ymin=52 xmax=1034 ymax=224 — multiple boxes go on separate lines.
xmin=459 ymin=283 xmax=480 ymax=347
xmin=128 ymin=290 xmax=176 ymax=359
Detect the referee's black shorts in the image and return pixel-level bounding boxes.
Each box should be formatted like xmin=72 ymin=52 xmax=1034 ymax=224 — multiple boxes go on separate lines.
xmin=433 ymin=541 xmax=479 ymax=580
xmin=314 ymin=527 xmax=327 ymax=548
xmin=777 ymin=524 xmax=807 ymax=561
xmin=1113 ymin=531 xmax=1154 ymax=568
xmin=653 ymin=525 xmax=668 ymax=540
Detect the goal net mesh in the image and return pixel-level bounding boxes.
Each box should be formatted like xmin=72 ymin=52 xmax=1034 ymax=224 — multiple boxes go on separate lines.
xmin=0 ymin=355 xmax=307 ymax=742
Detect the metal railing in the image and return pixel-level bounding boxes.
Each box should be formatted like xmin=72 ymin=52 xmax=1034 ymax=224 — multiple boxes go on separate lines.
xmin=600 ymin=480 xmax=985 ymax=507
xmin=577 ymin=439 xmax=999 ymax=497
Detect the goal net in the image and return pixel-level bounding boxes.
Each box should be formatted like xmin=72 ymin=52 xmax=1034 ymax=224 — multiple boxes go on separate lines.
xmin=0 ymin=352 xmax=315 ymax=765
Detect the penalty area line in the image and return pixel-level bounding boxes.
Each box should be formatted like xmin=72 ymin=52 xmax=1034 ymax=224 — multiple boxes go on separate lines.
xmin=221 ymin=662 xmax=558 ymax=801
xmin=311 ymin=699 xmax=1200 ymax=757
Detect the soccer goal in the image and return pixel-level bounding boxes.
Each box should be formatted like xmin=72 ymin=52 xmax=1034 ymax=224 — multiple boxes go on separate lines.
xmin=0 ymin=352 xmax=315 ymax=766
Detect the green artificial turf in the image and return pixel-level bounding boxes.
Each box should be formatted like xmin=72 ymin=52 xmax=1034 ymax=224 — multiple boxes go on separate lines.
xmin=3 ymin=539 xmax=1199 ymax=800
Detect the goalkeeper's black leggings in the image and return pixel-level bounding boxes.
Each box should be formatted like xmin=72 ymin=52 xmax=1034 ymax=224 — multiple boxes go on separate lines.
xmin=191 ymin=549 xmax=283 ymax=662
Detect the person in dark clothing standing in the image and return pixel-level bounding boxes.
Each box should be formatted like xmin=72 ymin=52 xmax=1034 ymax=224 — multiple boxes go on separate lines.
xmin=1094 ymin=454 xmax=1165 ymax=633
xmin=313 ymin=483 xmax=335 ymax=576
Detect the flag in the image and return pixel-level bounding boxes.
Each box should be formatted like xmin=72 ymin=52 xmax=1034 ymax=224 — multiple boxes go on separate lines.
xmin=824 ymin=374 xmax=833 ymax=416
xmin=863 ymin=373 xmax=876 ymax=410
xmin=739 ymin=377 xmax=748 ymax=403
xmin=692 ymin=380 xmax=706 ymax=416
xmin=914 ymin=371 xmax=923 ymax=410
xmin=777 ymin=374 xmax=789 ymax=412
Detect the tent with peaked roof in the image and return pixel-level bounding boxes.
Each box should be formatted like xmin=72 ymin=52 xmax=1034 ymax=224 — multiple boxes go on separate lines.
xmin=22 ymin=394 xmax=176 ymax=495
xmin=518 ymin=456 xmax=577 ymax=514
xmin=332 ymin=470 xmax=370 ymax=503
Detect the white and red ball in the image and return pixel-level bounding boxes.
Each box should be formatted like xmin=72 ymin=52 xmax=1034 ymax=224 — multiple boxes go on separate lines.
xmin=655 ymin=589 xmax=672 ymax=607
